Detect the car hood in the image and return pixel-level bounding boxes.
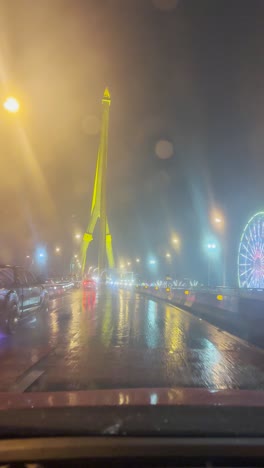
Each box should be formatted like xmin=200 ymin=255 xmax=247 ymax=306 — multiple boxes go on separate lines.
xmin=1 ymin=387 xmax=264 ymax=410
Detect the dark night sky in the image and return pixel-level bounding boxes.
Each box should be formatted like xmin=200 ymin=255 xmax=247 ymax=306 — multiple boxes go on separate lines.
xmin=1 ymin=0 xmax=264 ymax=283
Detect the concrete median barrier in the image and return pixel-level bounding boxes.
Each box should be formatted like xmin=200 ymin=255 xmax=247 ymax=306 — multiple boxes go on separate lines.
xmin=136 ymin=286 xmax=264 ymax=348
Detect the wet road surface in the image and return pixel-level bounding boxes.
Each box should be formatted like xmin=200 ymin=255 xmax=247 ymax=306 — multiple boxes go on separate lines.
xmin=1 ymin=287 xmax=264 ymax=392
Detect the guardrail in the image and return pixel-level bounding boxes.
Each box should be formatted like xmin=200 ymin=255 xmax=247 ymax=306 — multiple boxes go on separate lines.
xmin=136 ymin=286 xmax=264 ymax=348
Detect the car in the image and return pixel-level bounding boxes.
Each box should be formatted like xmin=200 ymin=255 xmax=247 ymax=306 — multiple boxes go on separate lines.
xmin=0 ymin=265 xmax=49 ymax=334
xmin=82 ymin=278 xmax=96 ymax=290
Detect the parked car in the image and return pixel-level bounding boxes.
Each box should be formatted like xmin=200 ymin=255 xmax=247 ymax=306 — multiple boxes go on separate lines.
xmin=0 ymin=265 xmax=49 ymax=334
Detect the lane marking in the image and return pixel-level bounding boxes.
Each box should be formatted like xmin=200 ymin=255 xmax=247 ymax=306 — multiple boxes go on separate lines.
xmin=9 ymin=370 xmax=44 ymax=392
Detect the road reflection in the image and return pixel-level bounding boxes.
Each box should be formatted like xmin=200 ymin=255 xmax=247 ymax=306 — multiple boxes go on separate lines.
xmin=82 ymin=290 xmax=96 ymax=311
xmin=164 ymin=305 xmax=185 ymax=353
xmin=146 ymin=300 xmax=159 ymax=349
xmin=1 ymin=288 xmax=264 ymax=392
xmin=101 ymin=292 xmax=113 ymax=347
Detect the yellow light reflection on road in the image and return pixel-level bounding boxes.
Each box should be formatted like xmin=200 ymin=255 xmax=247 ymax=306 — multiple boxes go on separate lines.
xmin=50 ymin=312 xmax=59 ymax=335
xmin=164 ymin=306 xmax=184 ymax=353
xmin=116 ymin=291 xmax=129 ymax=346
xmin=101 ymin=294 xmax=113 ymax=347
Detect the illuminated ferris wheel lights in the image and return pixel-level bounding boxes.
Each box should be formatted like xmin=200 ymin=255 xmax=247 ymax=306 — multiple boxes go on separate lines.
xmin=238 ymin=211 xmax=264 ymax=288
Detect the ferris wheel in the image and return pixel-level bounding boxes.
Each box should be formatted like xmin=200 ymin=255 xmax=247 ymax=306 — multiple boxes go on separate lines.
xmin=238 ymin=212 xmax=264 ymax=288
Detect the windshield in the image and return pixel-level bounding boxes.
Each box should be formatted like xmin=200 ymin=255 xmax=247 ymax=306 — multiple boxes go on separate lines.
xmin=1 ymin=0 xmax=264 ymax=437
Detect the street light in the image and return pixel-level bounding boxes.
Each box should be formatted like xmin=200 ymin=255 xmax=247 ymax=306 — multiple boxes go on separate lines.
xmin=75 ymin=233 xmax=81 ymax=240
xmin=74 ymin=254 xmax=78 ymax=259
xmin=211 ymin=210 xmax=224 ymax=229
xmin=214 ymin=217 xmax=222 ymax=224
xmin=3 ymin=96 xmax=20 ymax=113
xmin=136 ymin=258 xmax=140 ymax=263
xmin=166 ymin=252 xmax=171 ymax=258
xmin=149 ymin=259 xmax=156 ymax=265
xmin=211 ymin=210 xmax=226 ymax=286
xmin=55 ymin=247 xmax=61 ymax=253
xmin=207 ymin=243 xmax=216 ymax=250
xmin=127 ymin=261 xmax=131 ymax=266
xmin=26 ymin=255 xmax=30 ymax=259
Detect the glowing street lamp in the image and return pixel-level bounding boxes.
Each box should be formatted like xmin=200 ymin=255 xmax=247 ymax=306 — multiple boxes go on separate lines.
xmin=211 ymin=210 xmax=226 ymax=286
xmin=35 ymin=247 xmax=47 ymax=271
xmin=166 ymin=252 xmax=171 ymax=258
xmin=26 ymin=255 xmax=30 ymax=259
xmin=127 ymin=261 xmax=131 ymax=266
xmin=171 ymin=234 xmax=180 ymax=251
xmin=136 ymin=258 xmax=140 ymax=263
xmin=207 ymin=243 xmax=216 ymax=250
xmin=211 ymin=209 xmax=225 ymax=229
xmin=55 ymin=247 xmax=61 ymax=253
xmin=75 ymin=233 xmax=81 ymax=240
xmin=3 ymin=96 xmax=20 ymax=113
xmin=74 ymin=254 xmax=78 ymax=259
xmin=149 ymin=259 xmax=156 ymax=265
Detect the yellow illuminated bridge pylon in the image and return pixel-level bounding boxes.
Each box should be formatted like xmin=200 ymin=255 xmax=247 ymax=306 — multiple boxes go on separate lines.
xmin=80 ymin=88 xmax=114 ymax=275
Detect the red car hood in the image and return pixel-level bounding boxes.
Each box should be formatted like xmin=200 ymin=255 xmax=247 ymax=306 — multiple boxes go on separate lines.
xmin=1 ymin=387 xmax=264 ymax=410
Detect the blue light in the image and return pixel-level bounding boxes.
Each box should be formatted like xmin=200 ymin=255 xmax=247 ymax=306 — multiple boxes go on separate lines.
xmin=35 ymin=246 xmax=47 ymax=267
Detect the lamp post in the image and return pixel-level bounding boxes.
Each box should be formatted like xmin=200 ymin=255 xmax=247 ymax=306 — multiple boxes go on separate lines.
xmin=211 ymin=212 xmax=226 ymax=287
